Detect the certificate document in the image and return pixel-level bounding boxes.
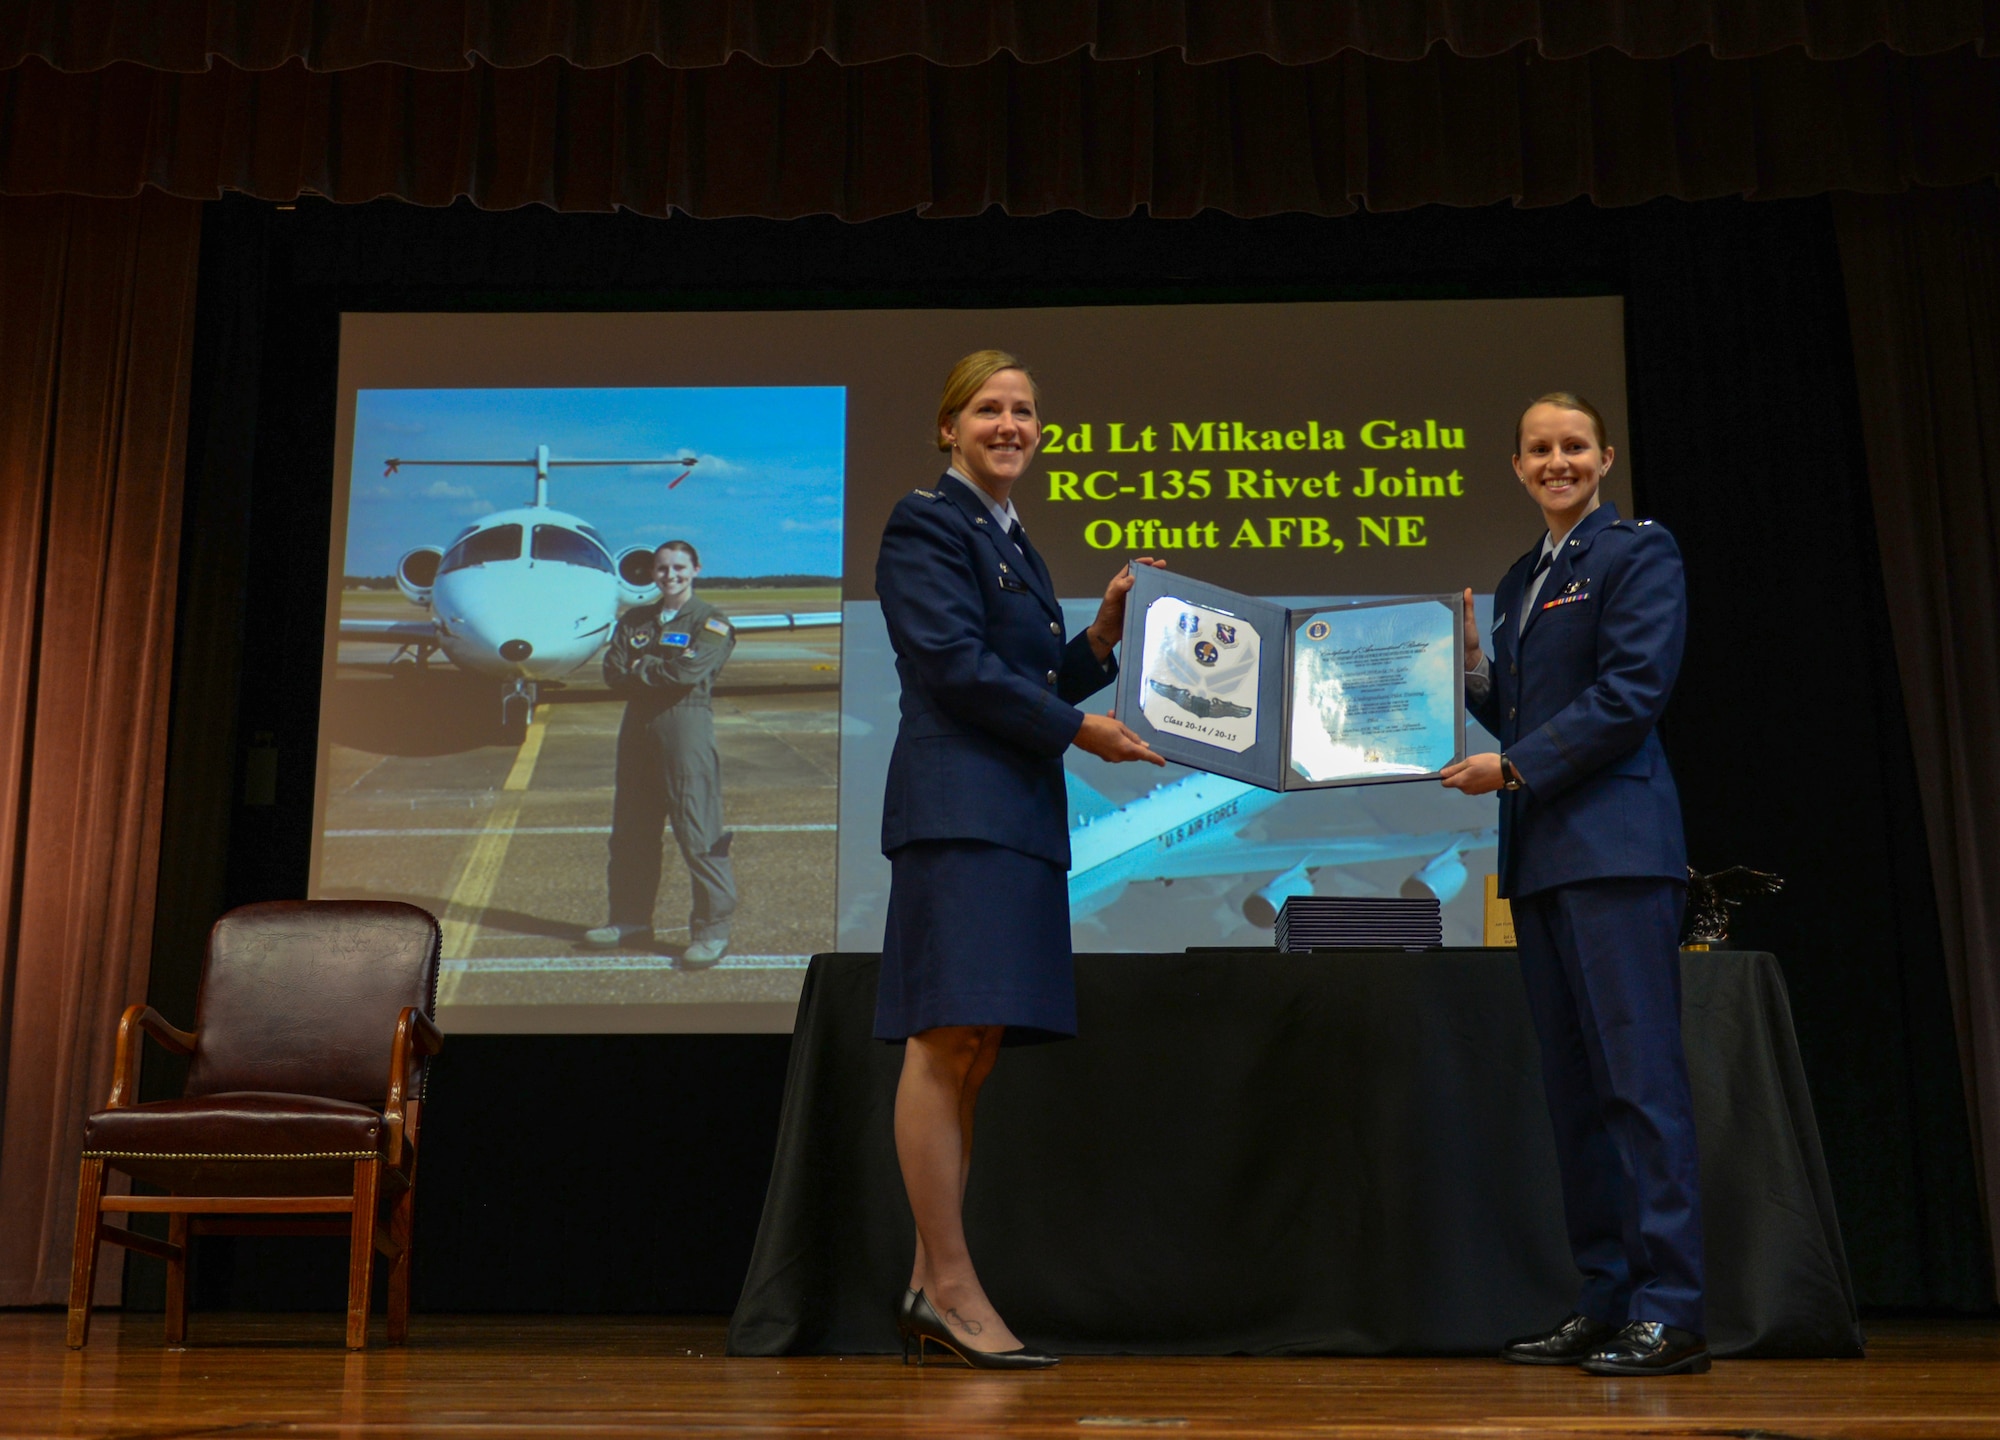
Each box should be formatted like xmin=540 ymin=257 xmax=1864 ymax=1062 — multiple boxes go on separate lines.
xmin=1288 ymin=601 xmax=1461 ymax=783
xmin=1115 ymin=565 xmax=1464 ymax=792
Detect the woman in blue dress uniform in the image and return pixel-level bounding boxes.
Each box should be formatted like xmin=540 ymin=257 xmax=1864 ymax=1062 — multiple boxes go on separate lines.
xmin=1442 ymin=393 xmax=1707 ymax=1376
xmin=875 ymin=350 xmax=1164 ymax=1369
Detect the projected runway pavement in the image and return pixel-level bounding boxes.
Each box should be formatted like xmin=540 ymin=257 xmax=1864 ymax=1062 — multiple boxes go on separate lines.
xmin=319 ymin=589 xmax=839 ymax=1020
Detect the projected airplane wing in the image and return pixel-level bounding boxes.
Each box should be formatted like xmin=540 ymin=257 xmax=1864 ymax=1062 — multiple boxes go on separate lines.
xmin=338 ymin=619 xmax=441 ymax=645
xmin=730 ymin=612 xmax=842 ymax=632
xmin=1121 ymin=829 xmax=1498 ymax=884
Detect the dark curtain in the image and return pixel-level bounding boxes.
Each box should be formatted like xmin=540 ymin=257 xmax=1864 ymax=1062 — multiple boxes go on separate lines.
xmin=0 ymin=192 xmax=203 ymax=1306
xmin=0 ymin=45 xmax=1996 ymax=219
xmin=1624 ymin=194 xmax=1992 ymax=1308
xmin=0 ymin=0 xmax=1990 ymax=70
xmin=139 ymin=199 xmax=273 ymax=1098
xmin=1834 ymin=184 xmax=2000 ymax=1293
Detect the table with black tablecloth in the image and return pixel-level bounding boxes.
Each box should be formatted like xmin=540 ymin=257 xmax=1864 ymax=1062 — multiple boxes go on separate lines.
xmin=728 ymin=950 xmax=1861 ymax=1358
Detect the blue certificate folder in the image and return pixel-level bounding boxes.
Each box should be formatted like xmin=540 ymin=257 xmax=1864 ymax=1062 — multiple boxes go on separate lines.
xmin=1114 ymin=565 xmax=1465 ymax=792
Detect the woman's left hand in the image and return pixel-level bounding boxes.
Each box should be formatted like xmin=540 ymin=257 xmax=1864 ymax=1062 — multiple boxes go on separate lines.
xmin=1440 ymin=753 xmax=1506 ymax=795
xmin=1088 ymin=558 xmax=1165 ymax=659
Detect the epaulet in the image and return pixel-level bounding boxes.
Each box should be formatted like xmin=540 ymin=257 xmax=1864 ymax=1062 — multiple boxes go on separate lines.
xmin=911 ymin=487 xmax=942 ymax=500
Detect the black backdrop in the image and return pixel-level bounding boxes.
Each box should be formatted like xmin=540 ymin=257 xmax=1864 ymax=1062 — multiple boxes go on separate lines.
xmin=130 ymin=191 xmax=1989 ymax=1317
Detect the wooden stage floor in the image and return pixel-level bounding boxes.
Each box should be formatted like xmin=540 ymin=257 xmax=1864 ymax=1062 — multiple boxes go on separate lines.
xmin=7 ymin=1313 xmax=2000 ymax=1439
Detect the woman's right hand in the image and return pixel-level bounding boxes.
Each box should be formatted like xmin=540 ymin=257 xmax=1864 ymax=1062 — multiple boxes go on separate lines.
xmin=1074 ymin=712 xmax=1166 ymax=766
xmin=1461 ymin=587 xmax=1484 ymax=669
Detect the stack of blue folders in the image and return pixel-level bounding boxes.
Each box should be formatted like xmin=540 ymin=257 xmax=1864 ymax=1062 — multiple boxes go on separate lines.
xmin=1276 ymin=895 xmax=1443 ymax=953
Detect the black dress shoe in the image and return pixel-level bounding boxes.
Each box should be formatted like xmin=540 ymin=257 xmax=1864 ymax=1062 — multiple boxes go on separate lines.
xmin=1500 ymin=1313 xmax=1620 ymax=1365
xmin=899 ymin=1290 xmax=1058 ymax=1370
xmin=1580 ymin=1321 xmax=1711 ymax=1375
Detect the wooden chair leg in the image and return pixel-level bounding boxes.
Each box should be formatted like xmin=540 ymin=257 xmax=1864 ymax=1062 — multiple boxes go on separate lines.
xmin=345 ymin=1159 xmax=381 ymax=1351
xmin=65 ymin=1159 xmax=106 ymax=1349
xmin=385 ymin=1183 xmax=415 ymax=1345
xmin=164 ymin=1213 xmax=190 ymax=1346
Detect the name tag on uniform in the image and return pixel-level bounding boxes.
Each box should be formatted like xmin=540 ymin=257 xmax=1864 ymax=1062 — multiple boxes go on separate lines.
xmin=662 ymin=631 xmax=692 ymax=647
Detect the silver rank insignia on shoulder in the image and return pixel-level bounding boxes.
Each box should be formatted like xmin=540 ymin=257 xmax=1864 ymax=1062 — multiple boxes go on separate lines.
xmin=1638 ymin=519 xmax=1655 ymax=526
xmin=913 ymin=487 xmax=938 ymax=498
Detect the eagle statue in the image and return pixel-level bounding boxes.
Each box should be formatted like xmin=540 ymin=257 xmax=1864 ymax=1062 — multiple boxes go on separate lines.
xmin=1682 ymin=866 xmax=1785 ymax=947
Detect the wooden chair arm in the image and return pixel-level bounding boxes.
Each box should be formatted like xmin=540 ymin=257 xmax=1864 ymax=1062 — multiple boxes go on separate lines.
xmin=381 ymin=1007 xmax=443 ymax=1166
xmin=107 ymin=1004 xmax=197 ymax=1110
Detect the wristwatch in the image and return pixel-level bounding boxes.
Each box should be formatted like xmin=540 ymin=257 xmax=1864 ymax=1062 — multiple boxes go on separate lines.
xmin=1499 ymin=753 xmax=1524 ymax=791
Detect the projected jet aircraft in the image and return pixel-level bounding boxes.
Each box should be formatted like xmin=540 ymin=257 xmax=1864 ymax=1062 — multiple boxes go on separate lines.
xmin=1066 ymin=769 xmax=1497 ymax=927
xmin=340 ymin=444 xmax=840 ymax=727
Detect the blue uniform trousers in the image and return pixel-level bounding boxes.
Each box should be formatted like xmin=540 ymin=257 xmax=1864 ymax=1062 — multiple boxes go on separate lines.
xmin=1511 ymin=877 xmax=1705 ymax=1334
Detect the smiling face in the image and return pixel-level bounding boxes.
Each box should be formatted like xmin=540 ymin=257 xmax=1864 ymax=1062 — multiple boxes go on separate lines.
xmin=941 ymin=369 xmax=1041 ymax=500
xmin=1513 ymin=402 xmax=1614 ymax=539
xmin=653 ymin=546 xmax=700 ymax=608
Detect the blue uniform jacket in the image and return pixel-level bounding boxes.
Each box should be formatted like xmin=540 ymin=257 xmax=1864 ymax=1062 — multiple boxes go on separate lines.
xmin=877 ymin=476 xmax=1117 ymax=868
xmin=1470 ymin=503 xmax=1688 ymax=899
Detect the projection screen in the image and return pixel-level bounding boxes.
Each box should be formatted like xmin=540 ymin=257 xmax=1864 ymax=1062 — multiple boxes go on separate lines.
xmin=316 ymin=300 xmax=1630 ymax=1033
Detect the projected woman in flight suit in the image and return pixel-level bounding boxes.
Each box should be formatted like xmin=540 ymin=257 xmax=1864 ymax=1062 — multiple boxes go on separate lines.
xmin=587 ymin=540 xmax=738 ymax=967
xmin=874 ymin=349 xmax=1165 ymax=1370
xmin=1442 ymin=393 xmax=1705 ymax=1377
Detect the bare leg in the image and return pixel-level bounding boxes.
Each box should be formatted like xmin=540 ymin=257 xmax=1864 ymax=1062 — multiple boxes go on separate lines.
xmin=911 ymin=1025 xmax=1004 ymax=1293
xmin=896 ymin=1024 xmax=1021 ymax=1352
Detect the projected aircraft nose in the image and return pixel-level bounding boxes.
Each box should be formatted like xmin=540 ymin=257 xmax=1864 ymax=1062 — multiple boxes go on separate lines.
xmin=499 ymin=639 xmax=533 ymax=662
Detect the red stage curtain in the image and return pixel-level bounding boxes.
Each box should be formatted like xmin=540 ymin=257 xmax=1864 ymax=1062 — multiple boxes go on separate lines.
xmin=0 ymin=0 xmax=1989 ymax=71
xmin=0 ymin=192 xmax=201 ymax=1306
xmin=1837 ymin=184 xmax=2000 ymax=1294
xmin=0 ymin=45 xmax=1995 ymax=220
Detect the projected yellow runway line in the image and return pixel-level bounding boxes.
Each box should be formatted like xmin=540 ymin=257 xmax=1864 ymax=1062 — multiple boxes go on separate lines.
xmin=439 ymin=720 xmax=546 ymax=961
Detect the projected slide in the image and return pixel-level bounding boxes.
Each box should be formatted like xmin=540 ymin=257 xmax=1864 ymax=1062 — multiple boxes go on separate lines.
xmin=317 ymin=300 xmax=1628 ymax=1033
xmin=317 ymin=380 xmax=843 ymax=1032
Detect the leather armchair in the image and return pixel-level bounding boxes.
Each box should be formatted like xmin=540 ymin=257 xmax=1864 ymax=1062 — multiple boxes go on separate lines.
xmin=67 ymin=900 xmax=442 ymax=1350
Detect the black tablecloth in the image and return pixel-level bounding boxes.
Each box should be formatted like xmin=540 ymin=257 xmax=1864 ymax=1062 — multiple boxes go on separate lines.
xmin=728 ymin=950 xmax=1862 ymax=1357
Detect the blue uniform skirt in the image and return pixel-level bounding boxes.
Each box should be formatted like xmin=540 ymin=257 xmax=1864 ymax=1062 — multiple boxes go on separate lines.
xmin=873 ymin=839 xmax=1077 ymax=1045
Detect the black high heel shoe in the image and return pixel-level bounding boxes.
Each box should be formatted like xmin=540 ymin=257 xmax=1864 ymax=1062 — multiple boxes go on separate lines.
xmin=898 ymin=1289 xmax=1058 ymax=1370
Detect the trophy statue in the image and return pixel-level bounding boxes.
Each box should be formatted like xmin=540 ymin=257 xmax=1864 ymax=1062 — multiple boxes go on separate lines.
xmin=1681 ymin=866 xmax=1785 ymax=948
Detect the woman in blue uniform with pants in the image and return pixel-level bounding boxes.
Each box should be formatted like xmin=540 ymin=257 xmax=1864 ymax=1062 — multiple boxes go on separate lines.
xmin=875 ymin=350 xmax=1164 ymax=1370
xmin=1442 ymin=393 xmax=1708 ymax=1376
